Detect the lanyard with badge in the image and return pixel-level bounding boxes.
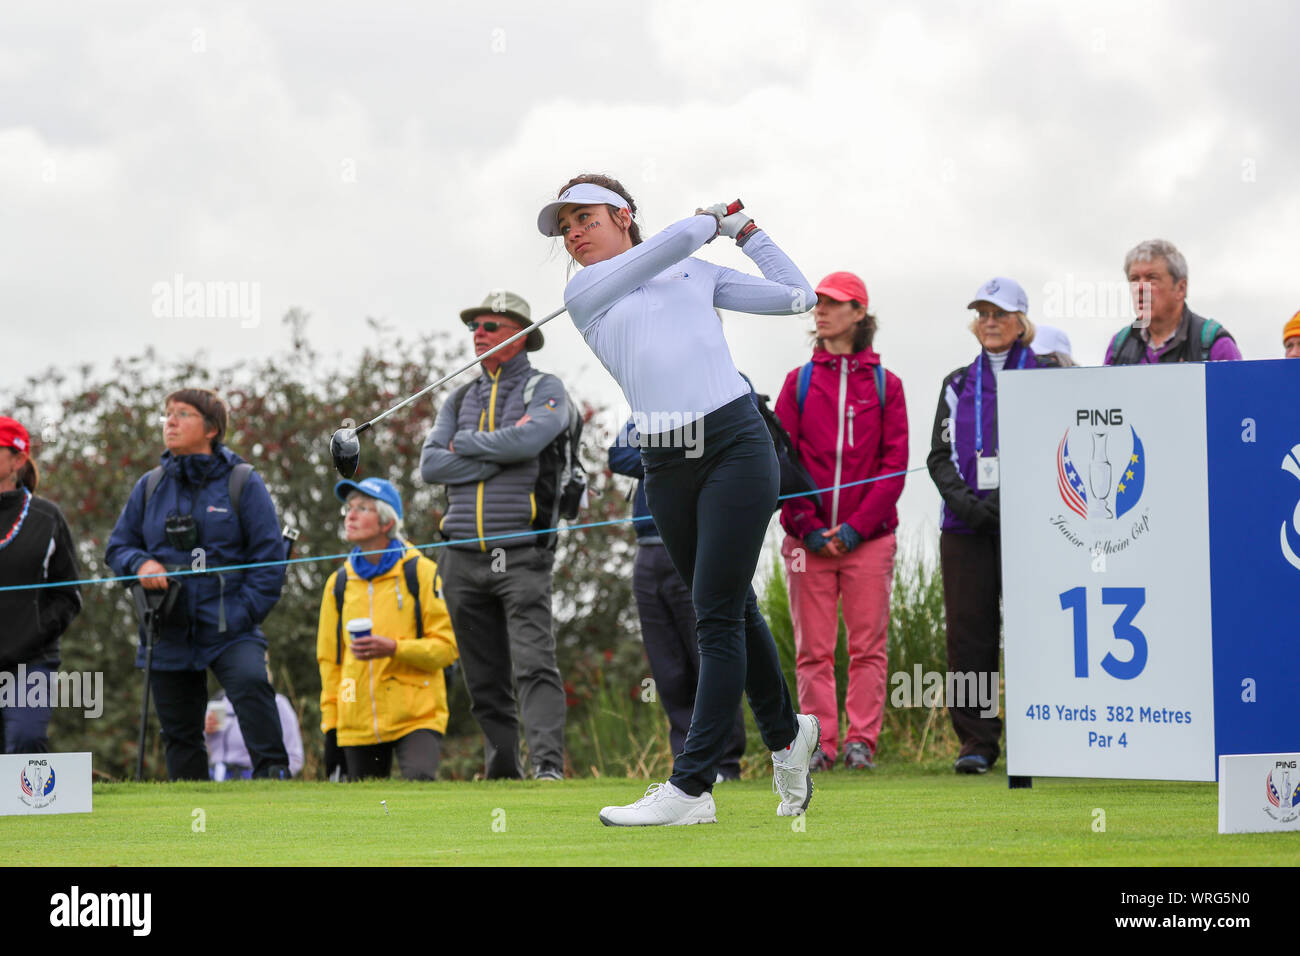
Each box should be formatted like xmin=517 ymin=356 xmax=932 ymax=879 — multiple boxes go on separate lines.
xmin=973 ymin=347 xmax=1028 ymax=490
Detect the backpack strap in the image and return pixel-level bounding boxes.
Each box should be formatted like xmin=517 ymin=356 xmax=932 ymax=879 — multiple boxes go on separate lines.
xmin=144 ymin=461 xmax=254 ymax=520
xmin=1111 ymin=326 xmax=1135 ymax=364
xmin=402 ymin=556 xmax=423 ymax=640
xmin=143 ymin=465 xmax=165 ymax=509
xmin=797 ymin=359 xmax=885 ymax=409
xmin=523 ymin=371 xmax=545 ymax=405
xmin=796 ymin=361 xmax=814 ymax=414
xmin=445 ymin=381 xmax=473 ymax=425
xmin=333 ymin=565 xmax=348 ymax=664
xmin=227 ymin=462 xmax=253 ymax=524
xmin=1199 ymin=318 xmax=1224 ymax=360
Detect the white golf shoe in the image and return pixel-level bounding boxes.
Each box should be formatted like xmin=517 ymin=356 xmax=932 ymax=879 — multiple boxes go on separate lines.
xmin=772 ymin=713 xmax=821 ymax=817
xmin=599 ymin=782 xmax=718 ymax=827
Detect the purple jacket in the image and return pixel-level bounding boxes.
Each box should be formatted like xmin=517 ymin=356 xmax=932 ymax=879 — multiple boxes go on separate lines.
xmin=205 ymin=693 xmax=304 ymax=778
xmin=927 ymin=340 xmax=1056 ymax=535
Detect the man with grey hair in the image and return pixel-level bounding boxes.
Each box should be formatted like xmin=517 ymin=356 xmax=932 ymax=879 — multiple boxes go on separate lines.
xmin=1104 ymin=239 xmax=1241 ymax=365
xmin=420 ymin=290 xmax=570 ymax=781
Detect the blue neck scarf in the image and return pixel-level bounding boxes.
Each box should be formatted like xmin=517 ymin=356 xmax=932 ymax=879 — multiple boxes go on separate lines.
xmin=348 ymin=538 xmax=404 ymax=580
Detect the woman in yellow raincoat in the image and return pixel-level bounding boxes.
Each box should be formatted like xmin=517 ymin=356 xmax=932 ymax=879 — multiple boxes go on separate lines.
xmin=318 ymin=477 xmax=457 ymax=780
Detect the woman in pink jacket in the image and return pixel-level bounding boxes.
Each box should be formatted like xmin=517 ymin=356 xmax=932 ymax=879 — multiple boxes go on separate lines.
xmin=775 ymin=271 xmax=908 ymax=771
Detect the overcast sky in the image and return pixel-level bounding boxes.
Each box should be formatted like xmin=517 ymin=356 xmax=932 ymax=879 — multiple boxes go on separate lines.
xmin=5 ymin=1 xmax=1298 ymax=553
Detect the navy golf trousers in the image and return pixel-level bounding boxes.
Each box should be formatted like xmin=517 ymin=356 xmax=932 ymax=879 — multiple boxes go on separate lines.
xmin=640 ymin=394 xmax=799 ymax=797
xmin=149 ymin=640 xmax=289 ymax=780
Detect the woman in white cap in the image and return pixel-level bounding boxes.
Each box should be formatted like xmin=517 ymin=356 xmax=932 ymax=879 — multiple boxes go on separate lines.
xmin=0 ymin=417 xmax=82 ymax=753
xmin=926 ymin=277 xmax=1057 ymax=775
xmin=1030 ymin=324 xmax=1078 ymax=367
xmin=538 ymin=173 xmax=820 ymax=825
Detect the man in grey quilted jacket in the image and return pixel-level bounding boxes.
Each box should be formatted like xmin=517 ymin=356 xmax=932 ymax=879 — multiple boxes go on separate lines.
xmin=420 ymin=290 xmax=570 ymax=780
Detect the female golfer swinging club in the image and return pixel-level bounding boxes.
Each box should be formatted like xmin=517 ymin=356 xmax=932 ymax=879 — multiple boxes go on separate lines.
xmin=538 ymin=175 xmax=821 ymax=825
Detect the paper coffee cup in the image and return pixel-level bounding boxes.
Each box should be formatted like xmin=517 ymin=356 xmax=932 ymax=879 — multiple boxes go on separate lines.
xmin=346 ymin=618 xmax=372 ymax=642
xmin=205 ymin=699 xmax=228 ymax=732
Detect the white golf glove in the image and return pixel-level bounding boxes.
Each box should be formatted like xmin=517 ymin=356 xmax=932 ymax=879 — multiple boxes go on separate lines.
xmin=695 ymin=203 xmax=727 ymax=242
xmin=719 ymin=210 xmax=753 ymax=239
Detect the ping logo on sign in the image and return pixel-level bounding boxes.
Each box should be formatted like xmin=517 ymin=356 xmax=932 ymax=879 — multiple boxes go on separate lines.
xmin=1075 ymin=409 xmax=1124 ymax=426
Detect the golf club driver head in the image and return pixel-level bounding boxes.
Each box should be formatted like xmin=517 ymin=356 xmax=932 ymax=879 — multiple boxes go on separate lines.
xmin=330 ymin=427 xmax=361 ymax=478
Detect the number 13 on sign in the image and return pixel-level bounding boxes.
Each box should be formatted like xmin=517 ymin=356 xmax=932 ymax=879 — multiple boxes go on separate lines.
xmin=1058 ymin=587 xmax=1148 ymax=680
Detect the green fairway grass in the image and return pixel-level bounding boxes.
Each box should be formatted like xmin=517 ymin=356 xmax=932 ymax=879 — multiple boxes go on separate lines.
xmin=6 ymin=764 xmax=1295 ymax=866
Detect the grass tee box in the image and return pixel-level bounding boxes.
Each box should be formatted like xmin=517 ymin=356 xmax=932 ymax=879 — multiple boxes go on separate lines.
xmin=2 ymin=769 xmax=1295 ymax=866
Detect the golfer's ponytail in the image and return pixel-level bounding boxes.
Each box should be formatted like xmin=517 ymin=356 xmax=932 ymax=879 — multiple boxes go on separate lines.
xmin=556 ymin=174 xmax=642 ymax=246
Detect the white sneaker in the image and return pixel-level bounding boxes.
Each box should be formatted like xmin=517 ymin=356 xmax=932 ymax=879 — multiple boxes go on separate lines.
xmin=599 ymin=782 xmax=718 ymax=827
xmin=772 ymin=714 xmax=821 ymax=817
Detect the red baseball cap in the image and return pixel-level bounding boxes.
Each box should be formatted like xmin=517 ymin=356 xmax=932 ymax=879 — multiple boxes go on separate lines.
xmin=815 ymin=271 xmax=869 ymax=309
xmin=0 ymin=417 xmax=30 ymax=454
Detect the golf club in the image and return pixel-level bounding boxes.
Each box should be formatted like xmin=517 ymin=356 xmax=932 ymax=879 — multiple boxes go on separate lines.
xmin=329 ymin=199 xmax=745 ymax=478
xmin=329 ymin=304 xmax=566 ymax=478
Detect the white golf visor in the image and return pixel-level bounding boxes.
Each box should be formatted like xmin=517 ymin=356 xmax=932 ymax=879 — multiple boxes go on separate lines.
xmin=537 ymin=183 xmax=630 ymax=237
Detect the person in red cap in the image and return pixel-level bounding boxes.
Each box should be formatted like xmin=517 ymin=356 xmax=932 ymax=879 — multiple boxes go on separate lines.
xmin=0 ymin=417 xmax=83 ymax=753
xmin=774 ymin=272 xmax=908 ymax=771
xmin=1284 ymin=311 xmax=1300 ymax=358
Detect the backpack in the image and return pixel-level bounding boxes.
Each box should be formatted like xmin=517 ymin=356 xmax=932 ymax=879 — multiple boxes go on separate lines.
xmin=788 ymin=358 xmax=887 ymax=514
xmin=331 ymin=556 xmax=458 ymax=691
xmin=1111 ymin=314 xmax=1227 ymax=365
xmin=523 ymin=372 xmax=588 ymax=547
xmin=143 ymin=460 xmax=297 ymax=559
xmin=446 ymin=372 xmax=588 ymax=549
xmin=332 ymin=556 xmax=422 ymax=663
xmin=738 ymin=373 xmax=819 ymax=513
xmin=796 ymin=360 xmax=886 ymax=412
xmin=144 ymin=461 xmax=253 ymax=521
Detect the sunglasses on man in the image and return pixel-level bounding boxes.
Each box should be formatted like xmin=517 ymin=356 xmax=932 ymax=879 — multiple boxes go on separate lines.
xmin=465 ymin=319 xmax=521 ymax=333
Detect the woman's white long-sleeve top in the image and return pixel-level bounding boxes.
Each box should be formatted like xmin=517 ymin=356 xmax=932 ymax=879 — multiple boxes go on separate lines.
xmin=563 ymin=215 xmax=815 ymax=431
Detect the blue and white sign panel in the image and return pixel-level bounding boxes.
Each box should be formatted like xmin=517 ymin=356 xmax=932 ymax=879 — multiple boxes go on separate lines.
xmin=1204 ymin=360 xmax=1300 ymax=761
xmin=1000 ymin=359 xmax=1300 ymax=781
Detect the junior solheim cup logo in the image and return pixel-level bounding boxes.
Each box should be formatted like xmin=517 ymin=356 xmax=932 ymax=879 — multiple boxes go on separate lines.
xmin=1051 ymin=412 xmax=1151 ymax=558
xmin=1265 ymin=765 xmax=1300 ymax=823
xmin=19 ymin=759 xmax=56 ymax=808
xmin=1058 ymin=423 xmax=1145 ymax=521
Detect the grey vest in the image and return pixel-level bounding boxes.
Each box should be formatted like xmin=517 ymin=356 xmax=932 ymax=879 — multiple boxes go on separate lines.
xmin=441 ymin=354 xmax=543 ymax=551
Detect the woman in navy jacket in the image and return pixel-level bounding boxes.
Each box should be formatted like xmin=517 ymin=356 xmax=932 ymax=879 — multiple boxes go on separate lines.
xmin=106 ymin=388 xmax=289 ymax=780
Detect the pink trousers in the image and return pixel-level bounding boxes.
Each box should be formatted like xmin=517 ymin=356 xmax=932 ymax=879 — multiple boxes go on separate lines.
xmin=781 ymin=531 xmax=897 ymax=758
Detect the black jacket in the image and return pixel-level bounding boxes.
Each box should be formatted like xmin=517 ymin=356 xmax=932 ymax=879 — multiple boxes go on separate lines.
xmin=0 ymin=490 xmax=82 ymax=670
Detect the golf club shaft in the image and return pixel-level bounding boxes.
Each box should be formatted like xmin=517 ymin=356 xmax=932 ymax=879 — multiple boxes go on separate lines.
xmin=353 ymin=199 xmax=742 ymax=433
xmin=357 ymin=305 xmax=567 ymax=434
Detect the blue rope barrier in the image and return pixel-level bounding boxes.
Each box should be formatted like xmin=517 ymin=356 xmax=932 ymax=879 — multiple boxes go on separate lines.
xmin=0 ymin=464 xmax=930 ymax=593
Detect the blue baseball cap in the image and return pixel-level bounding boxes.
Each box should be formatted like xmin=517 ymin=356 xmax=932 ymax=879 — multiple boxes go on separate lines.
xmin=967 ymin=276 xmax=1029 ymax=314
xmin=334 ymin=477 xmax=403 ymax=519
